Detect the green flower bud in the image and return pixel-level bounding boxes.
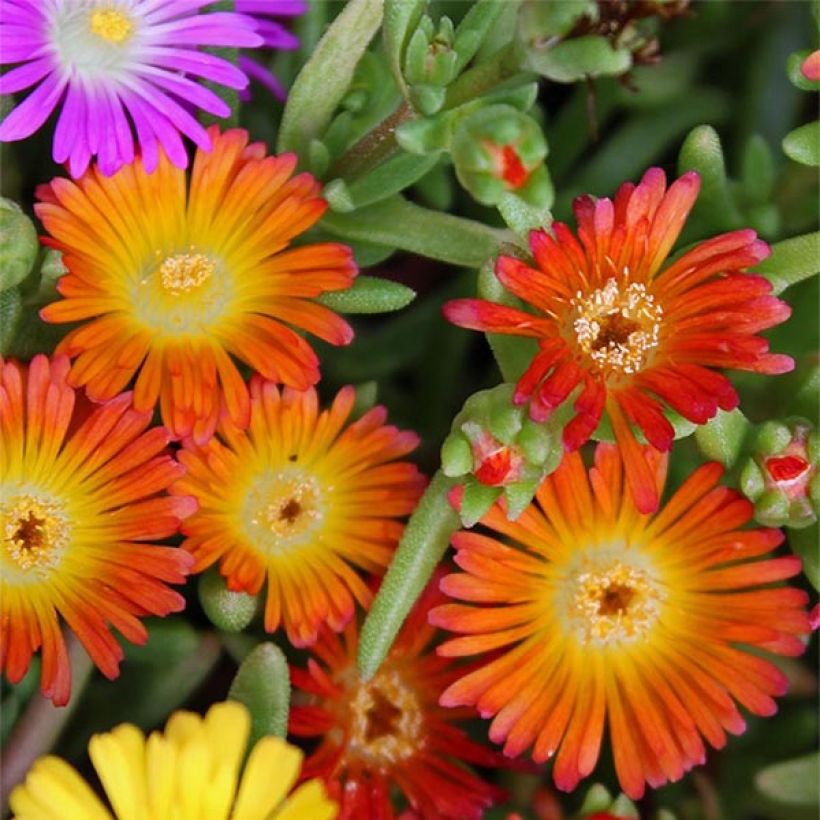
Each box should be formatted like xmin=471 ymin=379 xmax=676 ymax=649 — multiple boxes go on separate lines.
xmin=0 ymin=198 xmax=38 ymax=293
xmin=0 ymin=287 xmax=23 ymax=354
xmin=740 ymin=459 xmax=766 ymax=501
xmin=441 ymin=433 xmax=474 ymax=477
xmin=198 ymin=567 xmax=258 ymax=632
xmin=755 ymin=489 xmax=790 ymax=527
xmin=451 ymin=104 xmax=548 ymax=207
xmin=460 ymin=478 xmax=502 ymax=527
xmin=754 ymin=421 xmax=793 ymax=456
xmin=404 ymin=15 xmax=458 ymax=90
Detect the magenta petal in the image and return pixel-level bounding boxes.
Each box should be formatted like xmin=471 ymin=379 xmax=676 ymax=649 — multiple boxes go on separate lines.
xmin=0 ymin=72 xmax=66 ymax=141
xmin=0 ymin=55 xmax=53 ymax=94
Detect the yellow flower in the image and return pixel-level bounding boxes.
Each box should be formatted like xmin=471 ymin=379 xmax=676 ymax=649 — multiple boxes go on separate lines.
xmin=10 ymin=701 xmax=337 ymax=820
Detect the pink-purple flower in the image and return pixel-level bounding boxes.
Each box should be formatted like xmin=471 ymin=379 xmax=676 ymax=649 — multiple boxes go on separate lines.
xmin=0 ymin=0 xmax=264 ymax=177
xmin=236 ymin=0 xmax=306 ymax=100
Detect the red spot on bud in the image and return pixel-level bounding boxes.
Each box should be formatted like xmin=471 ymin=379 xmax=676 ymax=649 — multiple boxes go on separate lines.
xmin=765 ymin=455 xmax=810 ymax=483
xmin=469 ymin=429 xmax=524 ymax=487
xmin=483 ymin=142 xmax=532 ymax=190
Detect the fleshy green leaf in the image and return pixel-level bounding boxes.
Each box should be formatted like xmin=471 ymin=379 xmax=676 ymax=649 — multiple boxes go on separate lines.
xmin=694 ymin=409 xmax=752 ymax=468
xmin=753 ymin=231 xmax=820 ymax=294
xmin=383 ymin=0 xmax=427 ymax=93
xmin=755 ymin=752 xmax=820 ymax=807
xmin=789 ymin=525 xmax=820 ymax=590
xmin=0 ymin=198 xmax=38 ymax=292
xmin=452 ymin=0 xmax=507 ymax=73
xmin=229 ymin=643 xmax=291 ymax=743
xmin=358 ymin=471 xmax=459 ymax=680
xmin=783 ymin=120 xmax=820 ymax=167
xmin=198 ymin=568 xmax=257 ymax=632
xmin=321 ymin=195 xmax=515 ymax=267
xmin=522 ymin=35 xmax=632 ymax=83
xmin=317 ymin=275 xmax=416 ymax=314
xmin=278 ymin=0 xmax=384 ymax=156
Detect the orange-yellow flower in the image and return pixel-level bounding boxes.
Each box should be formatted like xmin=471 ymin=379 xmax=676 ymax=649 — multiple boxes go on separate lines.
xmin=171 ymin=378 xmax=425 ymax=646
xmin=1 ymin=355 xmax=194 ymax=706
xmin=37 ymin=127 xmax=357 ymax=444
xmin=430 ymin=444 xmax=811 ymax=799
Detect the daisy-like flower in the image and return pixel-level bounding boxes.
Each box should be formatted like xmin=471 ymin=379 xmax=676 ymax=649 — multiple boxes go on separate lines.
xmin=0 ymin=0 xmax=263 ymax=178
xmin=10 ymin=700 xmax=338 ymax=820
xmin=0 ymin=355 xmax=194 ymax=706
xmin=171 ymin=378 xmax=425 ymax=646
xmin=37 ymin=127 xmax=357 ymax=444
xmin=430 ymin=444 xmax=812 ymax=799
xmin=444 ymin=168 xmax=793 ymax=512
xmin=237 ymin=0 xmax=307 ymax=100
xmin=289 ymin=581 xmax=506 ymax=819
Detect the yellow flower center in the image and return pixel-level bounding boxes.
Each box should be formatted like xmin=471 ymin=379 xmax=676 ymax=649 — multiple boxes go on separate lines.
xmin=348 ymin=669 xmax=423 ymax=767
xmin=571 ymin=277 xmax=663 ymax=375
xmin=244 ymin=470 xmax=325 ymax=554
xmin=159 ymin=253 xmax=215 ymax=296
xmin=567 ymin=559 xmax=662 ymax=645
xmin=2 ymin=494 xmax=70 ymax=572
xmin=89 ymin=8 xmax=133 ymax=44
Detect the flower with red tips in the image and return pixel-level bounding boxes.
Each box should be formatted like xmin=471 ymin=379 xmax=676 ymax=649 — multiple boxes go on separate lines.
xmin=444 ymin=168 xmax=793 ymax=512
xmin=171 ymin=378 xmax=425 ymax=647
xmin=0 ymin=355 xmax=194 ymax=706
xmin=289 ymin=580 xmax=506 ymax=819
xmin=37 ymin=127 xmax=357 ymax=444
xmin=430 ymin=443 xmax=811 ymax=800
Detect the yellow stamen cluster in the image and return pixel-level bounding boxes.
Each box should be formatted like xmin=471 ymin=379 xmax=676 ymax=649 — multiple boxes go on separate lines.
xmin=349 ymin=669 xmax=424 ymax=766
xmin=245 ymin=471 xmax=324 ymax=553
xmin=159 ymin=252 xmax=215 ymax=296
xmin=2 ymin=494 xmax=70 ymax=572
xmin=569 ymin=560 xmax=662 ymax=645
xmin=572 ymin=277 xmax=663 ymax=375
xmin=89 ymin=8 xmax=134 ymax=44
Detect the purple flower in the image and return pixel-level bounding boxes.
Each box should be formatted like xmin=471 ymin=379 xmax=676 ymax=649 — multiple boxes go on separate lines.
xmin=0 ymin=0 xmax=264 ymax=177
xmin=235 ymin=0 xmax=306 ymax=100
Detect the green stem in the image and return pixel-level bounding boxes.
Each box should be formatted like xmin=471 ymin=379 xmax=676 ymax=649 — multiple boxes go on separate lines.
xmin=1 ymin=633 xmax=94 ymax=811
xmin=358 ymin=471 xmax=459 ymax=681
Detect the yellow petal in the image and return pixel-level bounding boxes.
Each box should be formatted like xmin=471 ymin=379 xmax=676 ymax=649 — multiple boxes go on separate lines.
xmin=10 ymin=756 xmax=112 ymax=820
xmin=203 ymin=701 xmax=250 ymax=778
xmin=144 ymin=732 xmax=177 ymax=820
xmin=89 ymin=724 xmax=148 ymax=820
xmin=231 ymin=737 xmax=302 ymax=820
xmin=274 ymin=780 xmax=338 ymax=820
xmin=163 ymin=710 xmax=204 ymax=749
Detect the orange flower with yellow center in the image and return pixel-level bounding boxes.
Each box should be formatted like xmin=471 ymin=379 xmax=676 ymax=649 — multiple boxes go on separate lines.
xmin=171 ymin=378 xmax=425 ymax=646
xmin=430 ymin=444 xmax=811 ymax=799
xmin=37 ymin=127 xmax=357 ymax=444
xmin=0 ymin=355 xmax=194 ymax=706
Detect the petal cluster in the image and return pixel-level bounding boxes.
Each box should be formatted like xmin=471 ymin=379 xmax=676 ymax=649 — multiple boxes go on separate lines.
xmin=37 ymin=127 xmax=357 ymax=443
xmin=430 ymin=443 xmax=811 ymax=799
xmin=172 ymin=378 xmax=425 ymax=646
xmin=444 ymin=168 xmax=793 ymax=512
xmin=10 ymin=701 xmax=337 ymax=820
xmin=289 ymin=581 xmax=506 ymax=819
xmin=0 ymin=0 xmax=263 ymax=177
xmin=0 ymin=355 xmax=194 ymax=705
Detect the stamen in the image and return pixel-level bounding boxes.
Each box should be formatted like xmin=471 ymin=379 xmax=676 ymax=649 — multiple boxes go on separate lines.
xmin=568 ymin=560 xmax=662 ymax=645
xmin=159 ymin=253 xmax=215 ymax=296
xmin=2 ymin=494 xmax=70 ymax=571
xmin=572 ymin=278 xmax=663 ymax=375
xmin=89 ymin=8 xmax=133 ymax=44
xmin=349 ymin=669 xmax=424 ymax=765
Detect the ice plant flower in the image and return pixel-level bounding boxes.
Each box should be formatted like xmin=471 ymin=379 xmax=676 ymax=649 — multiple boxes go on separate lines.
xmin=444 ymin=168 xmax=793 ymax=512
xmin=10 ymin=700 xmax=337 ymax=819
xmin=0 ymin=355 xmax=194 ymax=706
xmin=289 ymin=582 xmax=506 ymax=819
xmin=430 ymin=443 xmax=811 ymax=799
xmin=0 ymin=0 xmax=263 ymax=178
xmin=237 ymin=0 xmax=307 ymax=100
xmin=37 ymin=127 xmax=357 ymax=443
xmin=171 ymin=378 xmax=425 ymax=647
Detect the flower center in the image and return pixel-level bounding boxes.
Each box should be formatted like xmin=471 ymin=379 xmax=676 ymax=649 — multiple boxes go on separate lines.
xmin=572 ymin=278 xmax=663 ymax=375
xmin=243 ymin=470 xmax=324 ymax=554
xmin=567 ymin=559 xmax=662 ymax=645
xmin=159 ymin=253 xmax=215 ymax=296
xmin=89 ymin=8 xmax=133 ymax=43
xmin=2 ymin=494 xmax=70 ymax=573
xmin=349 ymin=669 xmax=423 ymax=767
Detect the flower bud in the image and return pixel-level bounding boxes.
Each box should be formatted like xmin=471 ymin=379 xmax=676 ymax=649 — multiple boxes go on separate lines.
xmin=0 ymin=198 xmax=38 ymax=292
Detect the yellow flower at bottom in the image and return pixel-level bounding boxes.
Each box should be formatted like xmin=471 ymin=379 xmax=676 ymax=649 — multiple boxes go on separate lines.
xmin=10 ymin=702 xmax=337 ymax=820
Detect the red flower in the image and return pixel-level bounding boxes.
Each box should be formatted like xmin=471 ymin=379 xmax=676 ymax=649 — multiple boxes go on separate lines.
xmin=444 ymin=168 xmax=793 ymax=512
xmin=289 ymin=581 xmax=506 ymax=819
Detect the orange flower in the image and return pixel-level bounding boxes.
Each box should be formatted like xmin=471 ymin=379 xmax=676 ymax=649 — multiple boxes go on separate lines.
xmin=289 ymin=581 xmax=506 ymax=819
xmin=430 ymin=444 xmax=811 ymax=799
xmin=1 ymin=355 xmax=194 ymax=706
xmin=37 ymin=127 xmax=357 ymax=444
xmin=171 ymin=378 xmax=425 ymax=646
xmin=444 ymin=168 xmax=792 ymax=512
